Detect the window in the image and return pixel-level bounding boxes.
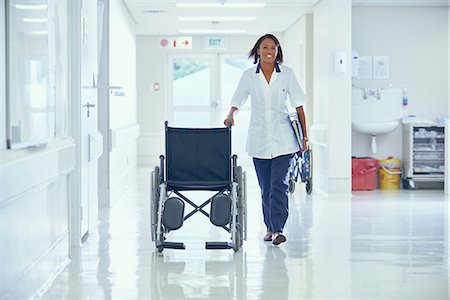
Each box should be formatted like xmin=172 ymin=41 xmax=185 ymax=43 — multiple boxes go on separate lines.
xmin=6 ymin=0 xmax=68 ymax=149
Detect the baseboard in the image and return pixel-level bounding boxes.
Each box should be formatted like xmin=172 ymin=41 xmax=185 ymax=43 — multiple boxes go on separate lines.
xmin=313 ymin=174 xmax=352 ymax=195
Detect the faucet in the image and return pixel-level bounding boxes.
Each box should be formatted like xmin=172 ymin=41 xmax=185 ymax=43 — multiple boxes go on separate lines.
xmin=353 ymin=83 xmax=392 ymax=100
xmin=376 ymin=88 xmax=381 ymax=100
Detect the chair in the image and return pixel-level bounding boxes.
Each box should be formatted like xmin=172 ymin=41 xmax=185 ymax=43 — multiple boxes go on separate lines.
xmin=150 ymin=121 xmax=247 ymax=252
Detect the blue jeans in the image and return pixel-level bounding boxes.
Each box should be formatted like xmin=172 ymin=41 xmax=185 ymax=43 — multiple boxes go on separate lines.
xmin=253 ymin=154 xmax=293 ymax=233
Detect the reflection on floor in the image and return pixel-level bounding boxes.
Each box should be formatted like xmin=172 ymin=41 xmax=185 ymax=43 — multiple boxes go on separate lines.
xmin=41 ymin=168 xmax=449 ymax=299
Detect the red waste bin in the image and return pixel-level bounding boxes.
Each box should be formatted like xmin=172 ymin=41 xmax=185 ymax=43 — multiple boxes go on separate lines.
xmin=352 ymin=158 xmax=378 ymax=190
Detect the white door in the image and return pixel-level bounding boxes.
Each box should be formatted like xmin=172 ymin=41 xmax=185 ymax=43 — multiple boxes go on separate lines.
xmin=169 ymin=54 xmax=253 ymax=165
xmin=80 ymin=0 xmax=101 ymax=239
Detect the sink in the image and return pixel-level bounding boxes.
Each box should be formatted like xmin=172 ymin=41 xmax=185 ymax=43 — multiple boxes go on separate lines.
xmin=352 ymin=120 xmax=399 ymax=135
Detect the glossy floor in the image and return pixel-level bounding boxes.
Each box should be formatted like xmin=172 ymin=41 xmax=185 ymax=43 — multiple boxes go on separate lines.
xmin=41 ymin=169 xmax=449 ymax=299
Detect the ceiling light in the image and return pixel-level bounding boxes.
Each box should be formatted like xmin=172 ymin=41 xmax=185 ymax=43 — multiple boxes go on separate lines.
xmin=179 ymin=29 xmax=247 ymax=34
xmin=23 ymin=18 xmax=48 ymax=23
xmin=32 ymin=30 xmax=48 ymax=35
xmin=140 ymin=10 xmax=168 ymax=14
xmin=176 ymin=3 xmax=266 ymax=8
xmin=178 ymin=16 xmax=256 ymax=21
xmin=15 ymin=4 xmax=48 ymax=10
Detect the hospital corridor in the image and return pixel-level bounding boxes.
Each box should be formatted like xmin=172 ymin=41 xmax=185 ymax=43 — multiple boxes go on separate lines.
xmin=40 ymin=169 xmax=448 ymax=300
xmin=1 ymin=0 xmax=450 ymax=299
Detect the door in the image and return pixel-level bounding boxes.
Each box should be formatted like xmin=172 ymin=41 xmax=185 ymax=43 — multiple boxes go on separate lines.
xmin=219 ymin=55 xmax=253 ymax=166
xmin=80 ymin=0 xmax=101 ymax=239
xmin=169 ymin=54 xmax=253 ymax=165
xmin=169 ymin=55 xmax=216 ymax=127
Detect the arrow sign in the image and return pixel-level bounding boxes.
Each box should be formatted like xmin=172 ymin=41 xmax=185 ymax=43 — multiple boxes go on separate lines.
xmin=159 ymin=36 xmax=193 ymax=49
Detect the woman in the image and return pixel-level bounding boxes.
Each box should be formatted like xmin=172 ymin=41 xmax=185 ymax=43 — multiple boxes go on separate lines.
xmin=223 ymin=34 xmax=308 ymax=245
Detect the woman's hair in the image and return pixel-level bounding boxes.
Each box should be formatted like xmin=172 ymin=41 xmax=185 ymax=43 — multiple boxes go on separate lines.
xmin=248 ymin=33 xmax=283 ymax=64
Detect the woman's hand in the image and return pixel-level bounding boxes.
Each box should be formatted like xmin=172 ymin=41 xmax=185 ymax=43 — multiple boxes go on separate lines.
xmin=302 ymin=138 xmax=308 ymax=152
xmin=224 ymin=107 xmax=238 ymax=127
xmin=223 ymin=114 xmax=235 ymax=127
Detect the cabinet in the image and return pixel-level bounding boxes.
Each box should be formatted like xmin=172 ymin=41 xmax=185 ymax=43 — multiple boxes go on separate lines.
xmin=402 ymin=124 xmax=445 ymax=188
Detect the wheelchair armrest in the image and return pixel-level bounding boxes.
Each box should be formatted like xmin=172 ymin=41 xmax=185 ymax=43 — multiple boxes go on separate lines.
xmin=232 ymin=155 xmax=237 ymax=181
xmin=159 ymin=155 xmax=165 ymax=182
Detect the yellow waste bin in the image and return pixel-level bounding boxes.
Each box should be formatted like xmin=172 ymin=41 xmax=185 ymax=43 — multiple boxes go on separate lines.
xmin=378 ymin=158 xmax=401 ymax=190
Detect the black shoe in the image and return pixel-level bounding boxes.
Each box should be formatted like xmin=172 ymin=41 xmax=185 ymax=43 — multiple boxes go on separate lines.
xmin=263 ymin=232 xmax=273 ymax=241
xmin=272 ymin=233 xmax=286 ymax=245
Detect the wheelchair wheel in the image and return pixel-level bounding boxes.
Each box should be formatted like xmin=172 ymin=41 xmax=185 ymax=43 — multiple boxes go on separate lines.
xmin=157 ymin=230 xmax=164 ymax=253
xmin=288 ymin=177 xmax=295 ymax=194
xmin=151 ymin=166 xmax=160 ymax=241
xmin=305 ymin=149 xmax=313 ymax=195
xmin=306 ymin=178 xmax=312 ymax=195
xmin=233 ymin=223 xmax=242 ymax=252
xmin=236 ymin=166 xmax=245 ymax=250
xmin=402 ymin=178 xmax=416 ymax=190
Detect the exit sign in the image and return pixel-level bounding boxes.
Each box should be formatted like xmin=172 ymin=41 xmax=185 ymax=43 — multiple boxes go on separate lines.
xmin=203 ymin=36 xmax=227 ymax=49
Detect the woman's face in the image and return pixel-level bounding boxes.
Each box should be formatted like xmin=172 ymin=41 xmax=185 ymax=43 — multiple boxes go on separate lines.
xmin=257 ymin=38 xmax=278 ymax=64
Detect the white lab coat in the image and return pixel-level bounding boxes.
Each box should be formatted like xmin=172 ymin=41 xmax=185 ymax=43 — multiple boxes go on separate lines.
xmin=231 ymin=64 xmax=306 ymax=159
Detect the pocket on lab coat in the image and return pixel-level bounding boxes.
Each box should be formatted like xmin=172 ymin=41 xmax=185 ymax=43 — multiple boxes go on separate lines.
xmin=278 ymin=87 xmax=288 ymax=101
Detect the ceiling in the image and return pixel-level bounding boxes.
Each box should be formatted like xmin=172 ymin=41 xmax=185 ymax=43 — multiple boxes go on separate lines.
xmin=124 ymin=0 xmax=450 ymax=36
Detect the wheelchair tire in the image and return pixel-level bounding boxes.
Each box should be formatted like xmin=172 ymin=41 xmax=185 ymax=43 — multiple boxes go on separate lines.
xmin=157 ymin=243 xmax=164 ymax=253
xmin=151 ymin=166 xmax=160 ymax=241
xmin=288 ymin=177 xmax=295 ymax=194
xmin=306 ymin=149 xmax=313 ymax=195
xmin=233 ymin=223 xmax=242 ymax=252
xmin=236 ymin=166 xmax=245 ymax=242
xmin=306 ymin=178 xmax=312 ymax=195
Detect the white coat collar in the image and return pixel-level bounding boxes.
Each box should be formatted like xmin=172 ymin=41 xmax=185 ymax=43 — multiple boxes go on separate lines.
xmin=254 ymin=62 xmax=283 ymax=85
xmin=254 ymin=62 xmax=283 ymax=75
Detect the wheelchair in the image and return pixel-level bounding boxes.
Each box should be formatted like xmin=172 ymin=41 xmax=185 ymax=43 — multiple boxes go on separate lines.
xmin=287 ymin=113 xmax=312 ymax=195
xmin=151 ymin=122 xmax=247 ymax=252
xmin=288 ymin=149 xmax=312 ymax=195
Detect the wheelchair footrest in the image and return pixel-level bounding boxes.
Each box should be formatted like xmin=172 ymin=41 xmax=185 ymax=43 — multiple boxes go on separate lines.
xmin=161 ymin=242 xmax=186 ymax=250
xmin=205 ymin=242 xmax=233 ymax=250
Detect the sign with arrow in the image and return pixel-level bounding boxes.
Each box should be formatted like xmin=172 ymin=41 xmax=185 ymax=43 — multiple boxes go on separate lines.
xmin=159 ymin=36 xmax=193 ymax=49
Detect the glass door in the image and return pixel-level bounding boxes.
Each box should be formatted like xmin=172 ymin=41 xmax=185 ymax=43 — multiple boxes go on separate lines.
xmin=219 ymin=55 xmax=253 ymax=165
xmin=169 ymin=54 xmax=216 ymax=127
xmin=169 ymin=53 xmax=253 ymax=164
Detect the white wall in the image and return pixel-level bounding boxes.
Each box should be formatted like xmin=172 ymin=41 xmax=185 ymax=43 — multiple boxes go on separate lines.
xmin=136 ymin=35 xmax=257 ymax=167
xmin=312 ymin=1 xmax=352 ymax=194
xmin=1 ymin=2 xmax=5 ymax=151
xmin=107 ymin=1 xmax=138 ymax=206
xmin=352 ymin=7 xmax=448 ymax=160
xmin=0 ymin=1 xmax=75 ymax=298
xmin=110 ymin=4 xmax=136 ymax=129
xmin=446 ymin=3 xmax=450 ymax=194
xmin=446 ymin=4 xmax=450 ymax=194
xmin=284 ymin=14 xmax=314 ymax=138
xmin=0 ymin=140 xmax=74 ymax=299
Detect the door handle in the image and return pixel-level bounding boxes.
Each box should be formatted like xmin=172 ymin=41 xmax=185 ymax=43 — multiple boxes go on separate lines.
xmin=83 ymin=102 xmax=96 ymax=117
xmin=83 ymin=102 xmax=96 ymax=108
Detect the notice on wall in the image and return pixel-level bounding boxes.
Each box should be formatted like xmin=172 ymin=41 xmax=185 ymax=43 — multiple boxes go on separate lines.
xmin=159 ymin=36 xmax=193 ymax=49
xmin=373 ymin=56 xmax=390 ymax=79
xmin=357 ymin=56 xmax=372 ymax=79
